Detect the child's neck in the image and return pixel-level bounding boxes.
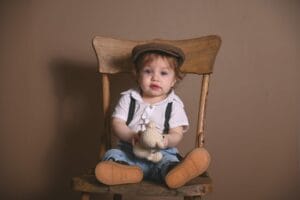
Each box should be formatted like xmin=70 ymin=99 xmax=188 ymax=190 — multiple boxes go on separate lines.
xmin=139 ymin=88 xmax=173 ymax=105
xmin=142 ymin=95 xmax=167 ymax=105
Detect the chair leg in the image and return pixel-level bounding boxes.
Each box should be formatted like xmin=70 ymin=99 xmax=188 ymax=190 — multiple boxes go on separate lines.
xmin=81 ymin=192 xmax=90 ymax=200
xmin=184 ymin=196 xmax=201 ymax=200
xmin=113 ymin=194 xmax=122 ymax=200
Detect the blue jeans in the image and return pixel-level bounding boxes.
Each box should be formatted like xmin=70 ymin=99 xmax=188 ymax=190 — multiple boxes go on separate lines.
xmin=102 ymin=141 xmax=180 ymax=183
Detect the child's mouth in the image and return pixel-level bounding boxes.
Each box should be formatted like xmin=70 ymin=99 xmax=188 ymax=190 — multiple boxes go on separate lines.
xmin=150 ymin=84 xmax=160 ymax=90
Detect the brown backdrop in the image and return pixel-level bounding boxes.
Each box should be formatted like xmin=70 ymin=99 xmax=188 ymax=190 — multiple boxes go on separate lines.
xmin=0 ymin=0 xmax=299 ymax=200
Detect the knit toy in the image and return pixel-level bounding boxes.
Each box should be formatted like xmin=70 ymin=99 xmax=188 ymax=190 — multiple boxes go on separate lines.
xmin=133 ymin=121 xmax=165 ymax=163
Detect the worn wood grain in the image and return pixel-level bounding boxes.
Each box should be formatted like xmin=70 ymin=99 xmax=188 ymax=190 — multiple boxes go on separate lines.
xmin=81 ymin=192 xmax=91 ymax=200
xmin=98 ymin=73 xmax=112 ymax=159
xmin=72 ymin=173 xmax=211 ymax=197
xmin=93 ymin=35 xmax=221 ymax=75
xmin=196 ymin=74 xmax=210 ymax=148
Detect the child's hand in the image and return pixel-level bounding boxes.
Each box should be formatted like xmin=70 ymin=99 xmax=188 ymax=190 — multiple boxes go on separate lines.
xmin=162 ymin=135 xmax=168 ymax=148
xmin=157 ymin=135 xmax=168 ymax=149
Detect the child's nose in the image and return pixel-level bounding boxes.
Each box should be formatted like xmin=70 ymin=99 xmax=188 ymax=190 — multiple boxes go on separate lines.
xmin=151 ymin=72 xmax=159 ymax=80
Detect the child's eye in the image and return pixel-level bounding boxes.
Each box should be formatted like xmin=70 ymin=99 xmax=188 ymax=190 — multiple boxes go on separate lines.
xmin=161 ymin=71 xmax=168 ymax=76
xmin=143 ymin=69 xmax=151 ymax=74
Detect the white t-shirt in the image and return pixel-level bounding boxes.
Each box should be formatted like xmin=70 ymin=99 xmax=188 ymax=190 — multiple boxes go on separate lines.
xmin=112 ymin=88 xmax=189 ymax=134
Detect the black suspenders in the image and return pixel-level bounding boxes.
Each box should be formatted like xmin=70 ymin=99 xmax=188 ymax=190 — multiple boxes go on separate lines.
xmin=163 ymin=102 xmax=173 ymax=133
xmin=126 ymin=97 xmax=173 ymax=133
xmin=126 ymin=97 xmax=136 ymax=126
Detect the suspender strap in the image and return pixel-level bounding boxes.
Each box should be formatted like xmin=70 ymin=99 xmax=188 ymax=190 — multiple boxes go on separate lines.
xmin=163 ymin=102 xmax=173 ymax=133
xmin=126 ymin=97 xmax=136 ymax=125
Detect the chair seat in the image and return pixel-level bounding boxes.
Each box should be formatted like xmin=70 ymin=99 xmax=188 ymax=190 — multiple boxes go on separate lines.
xmin=71 ymin=170 xmax=212 ymax=197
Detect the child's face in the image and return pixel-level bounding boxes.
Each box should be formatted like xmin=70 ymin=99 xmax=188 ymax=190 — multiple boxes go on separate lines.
xmin=138 ymin=56 xmax=176 ymax=102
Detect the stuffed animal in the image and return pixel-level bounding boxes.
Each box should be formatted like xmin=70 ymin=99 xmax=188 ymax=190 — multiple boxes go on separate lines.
xmin=133 ymin=121 xmax=165 ymax=163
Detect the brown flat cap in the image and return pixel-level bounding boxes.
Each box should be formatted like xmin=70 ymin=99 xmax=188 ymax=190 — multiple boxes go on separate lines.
xmin=132 ymin=43 xmax=185 ymax=67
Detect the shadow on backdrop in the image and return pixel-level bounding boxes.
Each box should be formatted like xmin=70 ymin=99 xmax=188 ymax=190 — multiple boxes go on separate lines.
xmin=45 ymin=59 xmax=103 ymax=200
xmin=32 ymin=59 xmax=135 ymax=200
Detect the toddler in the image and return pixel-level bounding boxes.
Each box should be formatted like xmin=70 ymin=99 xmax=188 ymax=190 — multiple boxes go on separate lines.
xmin=95 ymin=42 xmax=210 ymax=188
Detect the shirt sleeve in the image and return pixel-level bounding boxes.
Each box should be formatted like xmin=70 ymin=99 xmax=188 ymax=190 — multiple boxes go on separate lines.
xmin=169 ymin=101 xmax=189 ymax=132
xmin=112 ymin=93 xmax=130 ymax=122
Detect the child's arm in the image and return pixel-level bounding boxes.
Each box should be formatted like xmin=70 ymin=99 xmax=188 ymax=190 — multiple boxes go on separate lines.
xmin=162 ymin=126 xmax=184 ymax=148
xmin=111 ymin=117 xmax=137 ymax=143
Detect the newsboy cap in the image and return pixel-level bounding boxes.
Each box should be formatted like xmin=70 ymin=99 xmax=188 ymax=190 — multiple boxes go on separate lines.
xmin=132 ymin=43 xmax=185 ymax=67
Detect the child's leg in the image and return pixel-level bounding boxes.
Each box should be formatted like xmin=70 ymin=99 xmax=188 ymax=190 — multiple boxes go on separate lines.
xmin=165 ymin=147 xmax=211 ymax=189
xmin=146 ymin=150 xmax=180 ymax=183
xmin=95 ymin=149 xmax=143 ymax=185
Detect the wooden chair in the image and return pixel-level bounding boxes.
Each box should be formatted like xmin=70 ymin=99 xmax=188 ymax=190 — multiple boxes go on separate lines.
xmin=72 ymin=35 xmax=221 ymax=200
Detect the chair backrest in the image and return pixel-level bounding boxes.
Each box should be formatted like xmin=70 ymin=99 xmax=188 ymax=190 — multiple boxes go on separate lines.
xmin=93 ymin=36 xmax=221 ymax=159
